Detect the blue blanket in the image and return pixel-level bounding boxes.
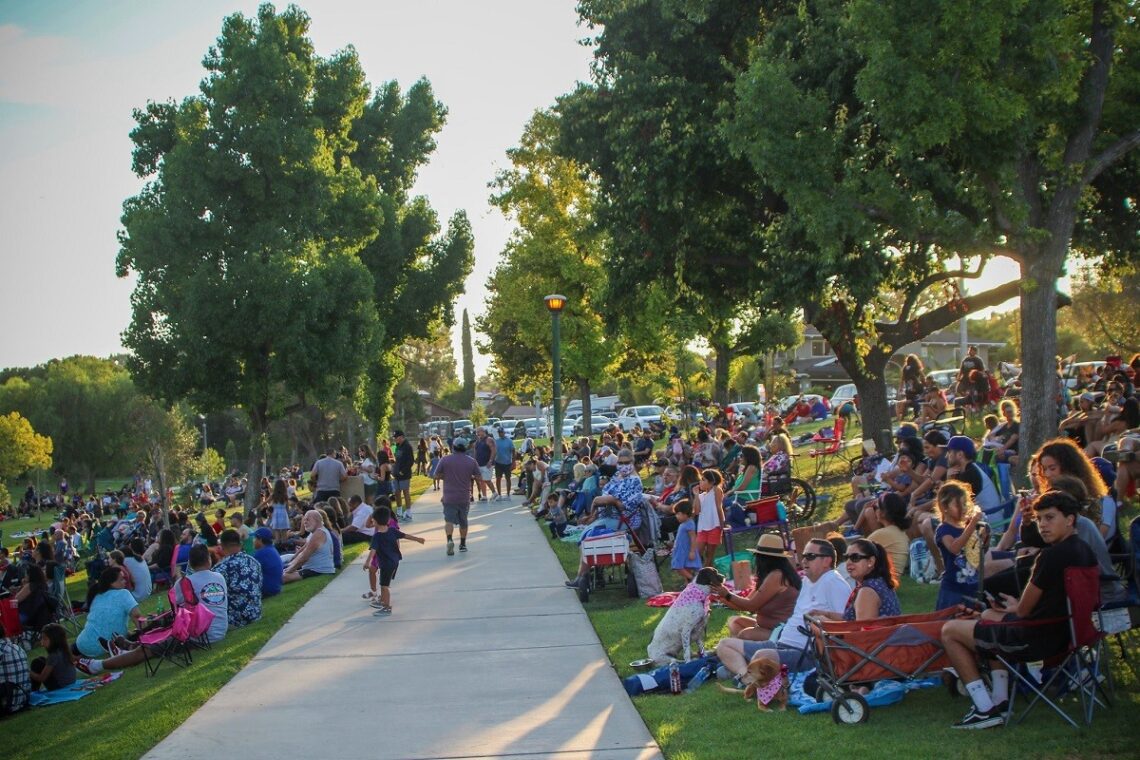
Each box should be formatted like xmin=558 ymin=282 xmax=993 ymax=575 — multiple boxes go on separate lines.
xmin=28 ymin=672 xmax=122 ymax=706
xmin=788 ymin=670 xmax=941 ymax=714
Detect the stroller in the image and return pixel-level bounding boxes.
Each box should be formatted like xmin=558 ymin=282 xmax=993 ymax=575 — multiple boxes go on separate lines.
xmin=806 ymin=607 xmax=967 ymax=724
xmin=575 ymin=510 xmax=656 ymax=603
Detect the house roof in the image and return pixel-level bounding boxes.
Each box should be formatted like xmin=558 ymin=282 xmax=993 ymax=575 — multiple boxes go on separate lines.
xmin=500 ymin=405 xmax=542 ymax=419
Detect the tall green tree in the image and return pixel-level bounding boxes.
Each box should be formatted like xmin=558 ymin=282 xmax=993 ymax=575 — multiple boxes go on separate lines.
xmin=399 ymin=320 xmax=459 ymax=399
xmin=479 ymin=109 xmax=619 ymax=424
xmin=461 ymin=309 xmax=475 ymax=409
xmin=0 ymin=356 xmax=141 ymax=491
xmin=351 ymin=79 xmax=474 ymax=427
xmin=792 ymin=0 xmax=1139 ymax=459
xmin=0 ymin=411 xmax=53 ymax=508
xmin=115 ymin=5 xmax=471 ymax=514
xmin=557 ymin=0 xmax=797 ymax=404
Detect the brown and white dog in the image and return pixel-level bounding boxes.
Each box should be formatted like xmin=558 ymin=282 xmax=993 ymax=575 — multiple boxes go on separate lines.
xmin=647 ymin=567 xmax=723 ymax=665
xmin=718 ymin=649 xmax=790 ymax=712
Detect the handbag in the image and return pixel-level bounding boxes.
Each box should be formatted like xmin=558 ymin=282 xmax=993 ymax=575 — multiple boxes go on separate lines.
xmin=172 ymin=576 xmax=215 ymax=640
xmin=166 ymin=547 xmax=214 ymax=641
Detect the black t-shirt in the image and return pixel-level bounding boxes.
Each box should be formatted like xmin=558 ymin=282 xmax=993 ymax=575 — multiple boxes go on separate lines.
xmin=960 ymin=355 xmax=985 ymax=376
xmin=957 ymin=460 xmax=986 ymax=498
xmin=1028 ymin=533 xmax=1096 ymax=620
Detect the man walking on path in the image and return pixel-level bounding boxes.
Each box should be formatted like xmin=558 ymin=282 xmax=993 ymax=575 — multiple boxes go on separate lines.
xmin=310 ymin=449 xmax=346 ymax=504
xmin=434 ymin=438 xmax=484 ymax=556
xmin=473 ymin=428 xmax=497 ymax=502
xmin=392 ymin=430 xmax=416 ymax=521
xmin=493 ymin=427 xmax=516 ymax=501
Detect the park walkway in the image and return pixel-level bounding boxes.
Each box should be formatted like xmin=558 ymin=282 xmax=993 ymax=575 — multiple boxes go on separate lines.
xmin=145 ymin=488 xmax=663 ymax=760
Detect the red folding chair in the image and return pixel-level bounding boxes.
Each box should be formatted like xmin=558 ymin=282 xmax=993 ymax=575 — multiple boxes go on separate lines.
xmin=996 ymin=566 xmax=1109 ymax=728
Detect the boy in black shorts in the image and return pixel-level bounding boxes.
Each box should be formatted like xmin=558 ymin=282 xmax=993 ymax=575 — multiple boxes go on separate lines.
xmin=362 ymin=505 xmax=425 ymax=616
xmin=940 ymin=490 xmax=1096 ymax=729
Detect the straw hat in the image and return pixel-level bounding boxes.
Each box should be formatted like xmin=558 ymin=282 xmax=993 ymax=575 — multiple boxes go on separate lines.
xmin=746 ymin=533 xmax=792 ymax=558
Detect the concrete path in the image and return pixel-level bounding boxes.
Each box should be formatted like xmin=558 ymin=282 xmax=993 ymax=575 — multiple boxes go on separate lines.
xmin=146 ymin=489 xmax=663 ymax=760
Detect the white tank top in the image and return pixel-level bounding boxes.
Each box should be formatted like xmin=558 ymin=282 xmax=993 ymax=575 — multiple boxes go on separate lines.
xmin=696 ymin=489 xmax=720 ymax=531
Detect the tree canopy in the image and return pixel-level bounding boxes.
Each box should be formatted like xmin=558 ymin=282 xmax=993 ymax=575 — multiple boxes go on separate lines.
xmin=116 ymin=4 xmax=471 ymax=497
xmin=0 ymin=411 xmax=53 ymax=507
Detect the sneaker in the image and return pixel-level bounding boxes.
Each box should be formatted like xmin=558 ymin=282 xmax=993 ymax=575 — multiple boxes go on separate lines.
xmin=477 ymin=496 xmax=488 ymax=502
xmin=565 ymin=577 xmax=583 ymax=588
xmin=403 ymin=512 xmax=412 ymax=521
xmin=372 ymin=606 xmax=392 ymax=616
xmin=362 ymin=591 xmax=376 ymax=600
xmin=459 ymin=543 xmax=468 ymax=552
xmin=369 ymin=598 xmax=388 ymax=609
xmin=76 ymin=658 xmax=97 ymax=676
xmin=952 ymin=705 xmax=1005 ymax=730
xmin=447 ymin=539 xmax=455 ymax=556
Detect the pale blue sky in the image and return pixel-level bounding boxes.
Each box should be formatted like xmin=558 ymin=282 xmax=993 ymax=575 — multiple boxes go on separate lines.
xmin=0 ymin=0 xmax=593 ymax=375
xmin=0 ymin=1 xmax=1024 ymax=377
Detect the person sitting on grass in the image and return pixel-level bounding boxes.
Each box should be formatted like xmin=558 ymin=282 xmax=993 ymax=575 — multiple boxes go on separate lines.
xmin=716 ymin=538 xmax=849 ymax=677
xmin=78 ymin=545 xmax=228 ymax=675
xmin=74 ymin=568 xmax=142 ymax=658
xmin=810 ymin=539 xmax=901 ymax=622
xmin=252 ymin=528 xmax=283 ymax=598
xmin=29 ymin=623 xmax=77 ymax=691
xmin=940 ymin=490 xmax=1096 ymax=730
xmin=282 ymin=510 xmax=335 ymax=583
xmin=214 ymin=529 xmax=262 ymax=628
xmin=710 ymin=533 xmax=800 ymax=641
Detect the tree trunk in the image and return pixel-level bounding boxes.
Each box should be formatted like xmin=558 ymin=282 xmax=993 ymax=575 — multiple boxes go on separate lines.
xmin=713 ymin=340 xmax=731 ymax=406
xmin=244 ymin=407 xmax=268 ymax=523
xmin=1017 ymin=254 xmax=1066 ymax=479
xmin=851 ymin=364 xmax=894 ymax=456
xmin=578 ymin=378 xmax=592 ymax=437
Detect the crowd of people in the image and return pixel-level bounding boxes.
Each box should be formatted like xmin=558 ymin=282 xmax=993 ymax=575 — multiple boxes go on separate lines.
xmin=2 ymin=348 xmax=1137 ymax=730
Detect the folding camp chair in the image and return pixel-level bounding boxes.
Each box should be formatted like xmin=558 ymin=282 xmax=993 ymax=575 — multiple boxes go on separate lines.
xmin=49 ymin=564 xmax=81 ymax=636
xmin=997 ymin=566 xmax=1109 ymax=728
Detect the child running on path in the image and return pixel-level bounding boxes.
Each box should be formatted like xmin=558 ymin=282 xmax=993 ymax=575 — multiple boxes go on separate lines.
xmin=362 ymin=505 xmax=425 ymax=616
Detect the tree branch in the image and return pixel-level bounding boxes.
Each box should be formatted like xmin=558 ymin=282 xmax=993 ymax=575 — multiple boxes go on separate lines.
xmin=879 ymin=280 xmax=1024 ymax=352
xmin=895 ymin=259 xmax=991 ymax=325
xmin=1082 ymin=128 xmax=1140 ymax=185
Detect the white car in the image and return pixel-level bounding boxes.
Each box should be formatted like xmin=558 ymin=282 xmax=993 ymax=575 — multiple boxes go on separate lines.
xmin=616 ymin=404 xmax=665 ymax=432
xmin=574 ymin=415 xmax=614 ymax=435
xmin=829 ymin=384 xmax=858 ymax=409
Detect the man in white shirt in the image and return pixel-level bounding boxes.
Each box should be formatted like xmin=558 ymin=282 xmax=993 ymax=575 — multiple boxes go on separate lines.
xmin=340 ymin=495 xmax=377 ymax=545
xmin=716 ymin=539 xmax=851 ymax=674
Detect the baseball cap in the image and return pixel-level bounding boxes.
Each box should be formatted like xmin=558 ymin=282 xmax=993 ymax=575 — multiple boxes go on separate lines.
xmin=392 ymin=429 xmax=405 ymax=438
xmin=253 ymin=527 xmax=273 ymax=543
xmin=945 ymin=435 xmax=977 ymax=459
xmin=1090 ymin=457 xmax=1115 ymax=489
xmin=452 ymin=437 xmax=469 ymax=451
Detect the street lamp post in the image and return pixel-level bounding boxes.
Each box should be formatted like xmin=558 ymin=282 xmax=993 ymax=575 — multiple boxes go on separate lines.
xmin=198 ymin=414 xmax=208 ymax=452
xmin=545 ymin=294 xmax=567 ymax=471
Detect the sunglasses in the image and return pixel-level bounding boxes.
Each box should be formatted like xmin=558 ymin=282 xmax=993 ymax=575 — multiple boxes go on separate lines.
xmin=801 ymin=552 xmax=832 ymax=561
xmin=844 ymin=553 xmax=873 ymax=562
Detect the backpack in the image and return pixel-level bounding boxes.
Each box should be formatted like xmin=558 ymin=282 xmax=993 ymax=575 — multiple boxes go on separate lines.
xmin=909 ymin=538 xmax=937 ymax=584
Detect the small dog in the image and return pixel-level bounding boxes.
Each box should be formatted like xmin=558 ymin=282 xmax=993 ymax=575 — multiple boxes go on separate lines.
xmin=647 ymin=567 xmax=722 ymax=665
xmin=718 ymin=650 xmax=789 ymax=712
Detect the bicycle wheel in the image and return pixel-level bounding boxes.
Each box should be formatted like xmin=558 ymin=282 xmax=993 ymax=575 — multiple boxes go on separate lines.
xmin=787 ymin=478 xmax=817 ymax=525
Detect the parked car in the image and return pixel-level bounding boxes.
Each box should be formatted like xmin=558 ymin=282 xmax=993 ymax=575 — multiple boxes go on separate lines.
xmin=829 ymin=384 xmax=858 ymax=409
xmin=450 ymin=419 xmax=473 ymax=438
xmin=925 ymin=369 xmax=960 ymax=404
xmin=573 ymin=415 xmax=614 ymax=435
xmin=616 ymin=404 xmax=665 ymax=432
xmin=726 ymin=402 xmax=758 ymax=419
xmin=511 ymin=418 xmax=547 ymax=440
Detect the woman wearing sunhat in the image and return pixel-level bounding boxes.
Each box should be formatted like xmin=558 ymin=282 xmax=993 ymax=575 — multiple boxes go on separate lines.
xmin=709 ymin=533 xmax=801 ymax=641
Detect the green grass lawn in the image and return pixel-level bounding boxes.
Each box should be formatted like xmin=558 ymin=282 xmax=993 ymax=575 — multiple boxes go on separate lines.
xmin=5 ymin=474 xmax=432 ymax=760
xmin=539 ymin=454 xmax=1140 ymax=759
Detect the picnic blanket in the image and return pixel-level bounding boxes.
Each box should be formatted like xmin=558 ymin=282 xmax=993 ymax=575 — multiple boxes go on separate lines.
xmin=788 ymin=670 xmax=940 ymax=714
xmin=29 ymin=671 xmax=122 ymax=706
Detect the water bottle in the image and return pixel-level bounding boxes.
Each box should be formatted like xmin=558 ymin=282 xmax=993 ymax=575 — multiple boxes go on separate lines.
xmin=685 ymin=664 xmax=710 ymax=693
xmin=775 ymin=498 xmax=787 ymax=521
xmin=669 ymin=661 xmax=682 ymax=694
